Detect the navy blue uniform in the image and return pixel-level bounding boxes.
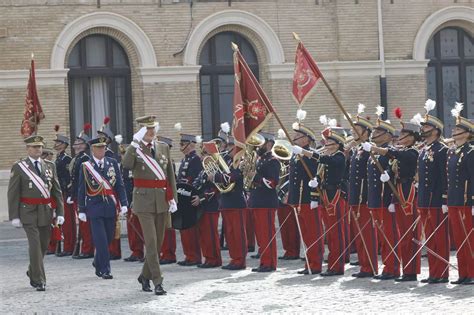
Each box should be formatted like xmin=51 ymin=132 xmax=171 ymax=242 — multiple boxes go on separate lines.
xmin=192 ymin=171 xmax=220 ymax=212
xmin=178 ymin=150 xmax=203 ymax=184
xmin=249 ymin=152 xmax=280 ymax=209
xmin=55 ymin=151 xmax=72 ymax=196
xmin=77 ymin=157 xmax=128 ymax=276
xmin=367 ymin=143 xmax=394 ymax=209
xmin=214 ymin=156 xmax=247 ymax=209
xmin=348 ymin=146 xmax=370 ymax=206
xmin=70 ymin=151 xmax=90 ymax=202
xmin=287 ymin=146 xmax=319 ymax=205
xmin=387 ymin=147 xmax=419 ymax=203
xmin=446 ymin=143 xmax=473 ymax=207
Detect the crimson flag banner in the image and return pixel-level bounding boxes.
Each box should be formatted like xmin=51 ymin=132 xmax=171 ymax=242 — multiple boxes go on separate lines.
xmin=292 ymin=41 xmax=322 ymax=106
xmin=21 ymin=58 xmax=45 ymax=137
xmin=202 ymin=141 xmax=219 ymax=155
xmin=232 ymin=47 xmax=274 ymax=167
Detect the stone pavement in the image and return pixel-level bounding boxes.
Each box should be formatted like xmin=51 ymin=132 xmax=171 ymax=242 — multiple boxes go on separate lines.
xmin=0 ymin=221 xmax=472 ymax=314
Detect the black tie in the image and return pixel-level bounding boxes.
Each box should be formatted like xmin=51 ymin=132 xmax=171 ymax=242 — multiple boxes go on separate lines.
xmin=148 ymin=144 xmax=155 ymax=158
xmin=98 ymin=162 xmax=103 ymax=171
xmin=34 ymin=161 xmax=41 ymax=175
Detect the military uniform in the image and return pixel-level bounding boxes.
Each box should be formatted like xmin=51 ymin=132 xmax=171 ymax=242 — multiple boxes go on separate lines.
xmin=122 ymin=116 xmax=177 ymax=293
xmin=77 ymin=136 xmax=128 ymax=278
xmin=8 ymin=135 xmax=64 ymax=290
xmin=249 ymin=135 xmax=280 ymax=272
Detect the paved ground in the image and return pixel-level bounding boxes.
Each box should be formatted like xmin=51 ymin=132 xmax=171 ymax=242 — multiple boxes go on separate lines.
xmin=0 ymin=221 xmax=472 ymax=314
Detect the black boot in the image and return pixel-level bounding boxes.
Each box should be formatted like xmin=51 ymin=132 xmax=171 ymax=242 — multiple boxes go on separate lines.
xmin=138 ymin=275 xmax=152 ymax=292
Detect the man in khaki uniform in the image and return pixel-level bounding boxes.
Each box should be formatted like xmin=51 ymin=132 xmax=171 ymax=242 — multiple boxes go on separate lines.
xmin=122 ymin=115 xmax=177 ymax=296
xmin=8 ymin=135 xmax=64 ymax=291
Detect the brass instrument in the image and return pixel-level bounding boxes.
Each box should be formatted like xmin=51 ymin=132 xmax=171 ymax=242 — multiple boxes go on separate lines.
xmin=271 ymin=139 xmax=293 ymax=161
xmin=240 ymin=133 xmax=266 ymax=191
xmin=202 ymin=150 xmax=235 ymax=194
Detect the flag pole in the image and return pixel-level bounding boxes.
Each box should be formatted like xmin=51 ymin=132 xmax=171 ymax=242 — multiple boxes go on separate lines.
xmin=31 ymin=52 xmax=38 ymax=136
xmin=292 ymin=33 xmax=405 ymax=206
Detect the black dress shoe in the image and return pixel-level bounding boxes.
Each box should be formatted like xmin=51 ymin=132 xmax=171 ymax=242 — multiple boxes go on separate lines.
xmin=461 ymin=278 xmax=474 ymax=285
xmin=433 ymin=278 xmax=448 ymax=284
xmin=373 ymin=273 xmax=396 ymax=280
xmin=27 ymin=271 xmax=41 ymax=288
xmin=46 ymin=251 xmax=55 ymax=255
xmin=221 ymin=245 xmax=228 ymax=250
xmin=73 ymin=253 xmax=94 ymax=259
xmin=109 ymin=255 xmax=121 ymax=261
xmin=36 ymin=283 xmax=46 ymax=291
xmin=221 ymin=264 xmax=245 ymax=270
xmin=124 ymin=255 xmax=142 ymax=262
xmin=101 ymin=273 xmax=113 ymax=280
xmin=138 ymin=275 xmax=152 ymax=292
xmin=160 ymin=259 xmax=177 ymax=265
xmin=394 ymin=274 xmax=417 ymax=282
xmin=197 ymin=263 xmax=220 ymax=268
xmin=279 ymin=255 xmax=300 ymax=260
xmin=177 ymin=260 xmax=200 ymax=266
xmin=352 ymin=271 xmax=374 ymax=278
xmin=56 ymin=251 xmax=72 ymax=257
xmin=297 ymin=269 xmax=321 ymax=275
xmin=250 ymin=253 xmax=261 ymax=259
xmin=321 ymin=270 xmax=344 ymax=277
xmin=422 ymin=277 xmax=442 ymax=284
xmin=349 ymin=261 xmax=360 ymax=266
xmin=154 ymin=284 xmax=167 ymax=295
xmin=251 ymin=266 xmax=276 ymax=272
xmin=248 ymin=246 xmax=255 ymax=252
xmin=450 ymin=277 xmax=467 ymax=285
xmin=95 ymin=271 xmax=103 ymax=278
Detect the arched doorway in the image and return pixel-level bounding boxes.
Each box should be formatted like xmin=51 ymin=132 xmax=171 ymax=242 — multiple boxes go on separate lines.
xmin=199 ymin=31 xmax=259 ymax=140
xmin=426 ymin=27 xmax=474 ymax=135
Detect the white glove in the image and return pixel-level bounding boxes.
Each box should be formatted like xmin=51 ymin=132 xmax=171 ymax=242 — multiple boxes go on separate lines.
xmin=52 ymin=211 xmax=57 ymax=218
xmin=362 ymin=142 xmax=372 ymax=152
xmin=133 ymin=127 xmax=147 ymax=142
xmin=388 ymin=204 xmax=395 ymax=213
xmin=441 ymin=205 xmax=448 ymax=214
xmin=292 ymin=145 xmax=303 ymax=155
xmin=414 ymin=182 xmax=419 ymax=189
xmin=168 ymin=199 xmax=178 ymax=213
xmin=120 ymin=206 xmax=128 ymax=216
xmin=310 ymin=201 xmax=319 ymax=209
xmin=66 ymin=197 xmax=74 ymax=204
xmin=130 ymin=141 xmax=140 ymax=149
xmin=11 ymin=218 xmax=22 ymax=228
xmin=471 ymin=206 xmax=474 ymax=216
xmin=380 ymin=171 xmax=390 ymax=182
xmin=78 ymin=212 xmax=87 ymax=222
xmin=308 ymin=177 xmax=319 ymax=188
xmin=57 ymin=216 xmax=65 ymax=225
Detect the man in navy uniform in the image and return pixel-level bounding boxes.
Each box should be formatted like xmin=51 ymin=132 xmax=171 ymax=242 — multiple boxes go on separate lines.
xmin=53 ymin=125 xmax=74 ymax=257
xmin=69 ymin=124 xmax=95 ymax=259
xmin=177 ymin=134 xmax=203 ymax=266
xmin=416 ymin=100 xmax=449 ymax=284
xmin=77 ymin=135 xmax=128 ymax=279
xmin=288 ymin=122 xmax=320 ymax=275
xmin=249 ymin=132 xmax=280 ymax=272
xmin=447 ymin=106 xmax=473 ymax=285
xmin=362 ymin=110 xmax=401 ymax=280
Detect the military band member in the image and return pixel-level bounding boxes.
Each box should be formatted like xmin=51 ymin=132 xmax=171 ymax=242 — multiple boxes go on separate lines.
xmin=362 ymin=109 xmax=401 ymax=280
xmin=249 ymin=132 xmax=280 ymax=272
xmin=416 ymin=100 xmax=449 ymax=284
xmin=212 ymin=136 xmax=248 ymax=270
xmin=177 ymin=134 xmax=203 ymax=266
xmin=367 ymin=110 xmax=422 ymax=281
xmin=69 ymin=124 xmax=95 ymax=259
xmin=8 ymin=135 xmax=64 ymax=291
xmin=122 ymin=116 xmax=177 ymax=295
xmin=447 ymin=105 xmax=473 ymax=285
xmin=43 ymin=146 xmax=60 ymax=255
xmin=288 ymin=122 xmax=321 ymax=275
xmin=53 ymin=126 xmax=74 ymax=257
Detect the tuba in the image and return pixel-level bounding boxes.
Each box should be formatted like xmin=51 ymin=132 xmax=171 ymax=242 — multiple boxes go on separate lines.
xmin=240 ymin=133 xmax=266 ymax=191
xmin=271 ymin=139 xmax=293 ymax=161
xmin=202 ymin=142 xmax=235 ymax=193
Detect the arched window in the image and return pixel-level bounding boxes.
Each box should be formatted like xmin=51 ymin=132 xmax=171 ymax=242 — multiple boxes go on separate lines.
xmin=199 ymin=31 xmax=259 ymax=140
xmin=68 ymin=34 xmax=132 ymax=143
xmin=426 ymin=27 xmax=474 ymax=135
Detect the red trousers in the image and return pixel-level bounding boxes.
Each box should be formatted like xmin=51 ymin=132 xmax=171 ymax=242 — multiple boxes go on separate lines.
xmin=418 ymin=208 xmax=450 ymax=279
xmin=296 ymin=204 xmax=323 ymax=272
xmin=277 ymin=205 xmax=300 ymax=258
xmin=448 ymin=207 xmax=474 ymax=279
xmin=127 ymin=211 xmax=144 ymax=258
xmin=197 ymin=212 xmax=222 ymax=266
xmin=73 ymin=202 xmax=94 ymax=255
xmin=47 ymin=218 xmax=58 ymax=253
xmin=396 ymin=204 xmax=421 ymax=275
xmin=180 ymin=225 xmax=201 ymax=263
xmin=343 ymin=201 xmax=351 ymax=261
xmin=321 ymin=199 xmax=346 ymax=273
xmin=160 ymin=228 xmax=176 ymax=261
xmin=253 ymin=208 xmax=277 ymax=269
xmin=246 ymin=209 xmax=256 ymax=250
xmin=62 ymin=199 xmax=76 ymax=252
xmin=350 ymin=205 xmax=378 ymax=274
xmin=109 ymin=238 xmax=121 ymax=257
xmin=222 ymin=209 xmax=248 ymax=267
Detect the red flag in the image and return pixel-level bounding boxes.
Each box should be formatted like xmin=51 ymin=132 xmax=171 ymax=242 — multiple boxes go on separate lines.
xmin=202 ymin=141 xmax=219 ymax=155
xmin=292 ymin=41 xmax=322 ymax=106
xmin=232 ymin=47 xmax=274 ymax=167
xmin=21 ymin=58 xmax=45 ymax=137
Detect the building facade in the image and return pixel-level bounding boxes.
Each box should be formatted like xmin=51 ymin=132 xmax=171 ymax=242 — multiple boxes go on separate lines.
xmin=0 ymin=0 xmax=473 ymax=219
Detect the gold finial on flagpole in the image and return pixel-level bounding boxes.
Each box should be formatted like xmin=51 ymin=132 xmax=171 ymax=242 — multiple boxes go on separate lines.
xmin=292 ymin=32 xmax=301 ymax=42
xmin=31 ymin=52 xmax=34 ymax=59
xmin=231 ymin=42 xmax=239 ymax=52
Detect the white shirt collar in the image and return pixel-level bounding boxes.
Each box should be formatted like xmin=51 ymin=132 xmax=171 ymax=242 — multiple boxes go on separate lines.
xmin=141 ymin=140 xmax=151 ymax=146
xmin=93 ymin=156 xmax=105 ymax=166
xmin=29 ymin=156 xmax=41 ymax=164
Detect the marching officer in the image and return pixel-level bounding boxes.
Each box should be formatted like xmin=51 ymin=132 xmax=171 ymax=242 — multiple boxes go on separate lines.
xmin=69 ymin=124 xmax=95 ymax=259
xmin=288 ymin=121 xmax=320 ymax=275
xmin=8 ymin=135 xmax=64 ymax=291
xmin=192 ymin=141 xmax=222 ymax=268
xmin=447 ymin=105 xmax=473 ymax=285
xmin=53 ymin=126 xmax=74 ymax=257
xmin=122 ymin=115 xmax=177 ymax=295
xmin=362 ymin=108 xmax=401 ymax=280
xmin=176 ymin=133 xmax=203 ymax=266
xmin=416 ymin=100 xmax=449 ymax=284
xmin=249 ymin=132 xmax=280 ymax=272
xmin=367 ymin=109 xmax=422 ymax=282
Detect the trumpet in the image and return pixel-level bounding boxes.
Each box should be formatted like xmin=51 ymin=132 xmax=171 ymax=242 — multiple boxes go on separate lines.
xmin=241 ymin=133 xmax=265 ymax=191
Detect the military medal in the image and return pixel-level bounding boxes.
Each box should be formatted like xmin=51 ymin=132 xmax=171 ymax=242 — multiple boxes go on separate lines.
xmin=29 ymin=181 xmax=32 ymax=189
